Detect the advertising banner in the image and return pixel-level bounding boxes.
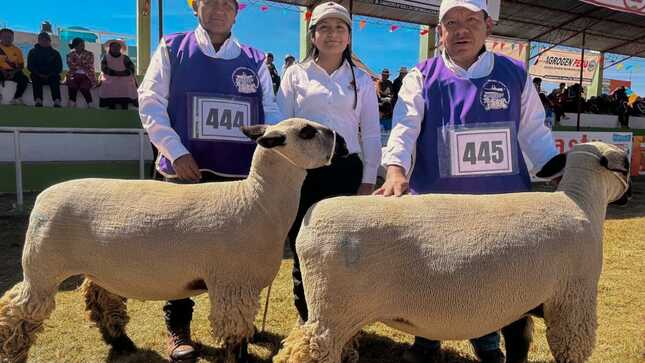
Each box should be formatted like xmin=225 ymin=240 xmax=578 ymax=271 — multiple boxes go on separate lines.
xmin=530 ymin=48 xmax=601 ymax=85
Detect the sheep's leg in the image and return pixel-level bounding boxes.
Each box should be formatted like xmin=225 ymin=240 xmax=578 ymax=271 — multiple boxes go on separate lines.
xmin=273 ymin=320 xmax=354 ymax=363
xmin=80 ymin=278 xmax=136 ymax=353
xmin=543 ymin=284 xmax=597 ymax=363
xmin=207 ymin=285 xmax=260 ymax=363
xmin=501 ymin=315 xmax=533 ymax=363
xmin=0 ymin=280 xmax=57 ymax=363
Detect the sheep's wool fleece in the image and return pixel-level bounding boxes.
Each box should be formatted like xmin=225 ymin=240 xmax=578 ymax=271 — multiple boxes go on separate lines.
xmin=26 ymin=178 xmax=285 ymax=301
xmin=297 ymin=191 xmax=599 ymax=340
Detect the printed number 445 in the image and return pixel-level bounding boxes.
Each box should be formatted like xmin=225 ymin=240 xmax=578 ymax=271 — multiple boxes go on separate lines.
xmin=206 ymin=108 xmax=244 ymax=130
xmin=463 ymin=141 xmax=504 ymax=165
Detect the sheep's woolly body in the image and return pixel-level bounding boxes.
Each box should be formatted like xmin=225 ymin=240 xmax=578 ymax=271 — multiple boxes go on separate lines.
xmin=0 ymin=118 xmax=340 ymax=362
xmin=276 ymin=142 xmax=629 ymax=363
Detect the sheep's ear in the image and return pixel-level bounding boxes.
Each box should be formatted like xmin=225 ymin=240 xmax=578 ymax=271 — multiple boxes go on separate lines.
xmin=257 ymin=131 xmax=286 ymax=149
xmin=601 ymin=154 xmax=630 ymax=175
xmin=241 ymin=125 xmax=268 ymax=141
xmin=536 ymin=153 xmax=567 ymax=178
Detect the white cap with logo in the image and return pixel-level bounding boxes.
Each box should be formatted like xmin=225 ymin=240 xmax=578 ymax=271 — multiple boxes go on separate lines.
xmin=439 ymin=0 xmax=488 ymax=22
xmin=309 ymin=2 xmax=353 ymax=29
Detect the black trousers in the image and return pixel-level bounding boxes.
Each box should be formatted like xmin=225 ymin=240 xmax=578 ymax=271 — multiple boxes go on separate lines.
xmin=31 ymin=74 xmax=61 ymax=102
xmin=288 ymin=153 xmax=363 ymax=322
xmin=0 ymin=71 xmax=28 ymax=99
xmin=163 ymin=172 xmax=243 ymax=330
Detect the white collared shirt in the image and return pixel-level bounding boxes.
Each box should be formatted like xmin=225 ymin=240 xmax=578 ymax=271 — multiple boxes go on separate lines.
xmin=277 ymin=59 xmax=382 ymax=184
xmin=138 ymin=25 xmax=282 ymax=163
xmin=383 ymin=50 xmax=558 ymax=175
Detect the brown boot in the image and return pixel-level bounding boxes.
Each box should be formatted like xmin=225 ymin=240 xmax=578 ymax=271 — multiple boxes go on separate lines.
xmin=167 ymin=325 xmax=197 ymax=362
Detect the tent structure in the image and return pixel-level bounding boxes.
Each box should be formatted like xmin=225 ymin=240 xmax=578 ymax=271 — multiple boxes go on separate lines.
xmin=268 ymin=0 xmax=645 ymax=58
xmin=136 ymin=0 xmax=645 ymax=81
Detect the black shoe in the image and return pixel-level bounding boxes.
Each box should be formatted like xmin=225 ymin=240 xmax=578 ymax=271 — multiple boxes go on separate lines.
xmin=475 ymin=348 xmax=505 ymax=363
xmin=402 ymin=343 xmax=442 ymax=363
xmin=35 ymin=102 xmax=43 ymax=107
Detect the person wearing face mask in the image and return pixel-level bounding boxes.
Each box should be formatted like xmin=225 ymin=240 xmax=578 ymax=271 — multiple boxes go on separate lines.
xmin=377 ymin=0 xmax=558 ymax=362
xmin=277 ymin=1 xmax=381 ymax=325
xmin=99 ymin=39 xmax=137 ymax=109
xmin=138 ymin=0 xmax=281 ymax=360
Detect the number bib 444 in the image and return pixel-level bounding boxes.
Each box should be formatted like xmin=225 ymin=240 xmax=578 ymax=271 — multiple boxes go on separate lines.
xmin=438 ymin=123 xmax=519 ymax=177
xmin=190 ymin=94 xmax=258 ymax=142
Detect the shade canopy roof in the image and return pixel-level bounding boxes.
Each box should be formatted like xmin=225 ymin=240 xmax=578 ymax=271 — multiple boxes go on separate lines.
xmin=271 ymin=0 xmax=645 ymax=57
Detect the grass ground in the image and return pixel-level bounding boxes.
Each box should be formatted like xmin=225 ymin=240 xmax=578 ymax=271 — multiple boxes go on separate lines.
xmin=0 ymin=181 xmax=643 ymax=363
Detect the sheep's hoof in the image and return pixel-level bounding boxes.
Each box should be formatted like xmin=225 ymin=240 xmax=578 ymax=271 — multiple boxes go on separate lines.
xmin=103 ymin=333 xmax=137 ymax=353
xmin=225 ymin=339 xmax=249 ymax=363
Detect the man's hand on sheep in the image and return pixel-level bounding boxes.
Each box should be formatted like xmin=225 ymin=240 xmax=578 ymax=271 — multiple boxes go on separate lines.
xmin=374 ymin=165 xmax=409 ymax=197
xmin=173 ymin=154 xmax=202 ymax=182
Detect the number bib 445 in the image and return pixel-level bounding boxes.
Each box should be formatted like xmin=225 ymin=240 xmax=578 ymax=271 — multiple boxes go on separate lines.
xmin=190 ymin=94 xmax=258 ymax=142
xmin=438 ymin=123 xmax=519 ymax=177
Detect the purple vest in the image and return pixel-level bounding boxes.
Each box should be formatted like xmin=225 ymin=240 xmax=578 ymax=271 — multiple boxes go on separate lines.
xmin=409 ymin=53 xmax=531 ymax=195
xmin=158 ymin=31 xmax=265 ymax=177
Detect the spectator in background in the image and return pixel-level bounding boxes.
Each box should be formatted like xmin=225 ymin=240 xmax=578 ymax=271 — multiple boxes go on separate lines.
xmin=66 ymin=38 xmax=96 ymax=108
xmin=265 ymin=52 xmax=280 ymax=94
xmin=565 ymin=82 xmax=584 ymax=114
xmin=614 ymin=86 xmax=630 ymax=128
xmin=27 ymin=32 xmax=63 ymax=107
xmin=376 ymin=68 xmax=394 ymax=118
xmin=0 ymin=28 xmax=29 ymax=105
xmin=392 ymin=66 xmax=408 ymax=108
xmin=282 ymin=54 xmax=296 ymax=76
xmin=532 ymin=77 xmax=552 ymax=109
xmin=549 ymin=82 xmax=567 ymax=122
xmin=99 ymin=39 xmax=138 ymax=109
xmin=533 ymin=77 xmax=554 ymax=128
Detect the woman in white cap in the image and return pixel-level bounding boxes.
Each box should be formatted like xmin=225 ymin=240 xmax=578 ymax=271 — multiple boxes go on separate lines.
xmin=277 ymin=1 xmax=381 ymax=324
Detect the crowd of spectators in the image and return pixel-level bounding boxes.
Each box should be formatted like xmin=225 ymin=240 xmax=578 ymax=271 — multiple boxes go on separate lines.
xmin=0 ymin=28 xmax=138 ymax=109
xmin=533 ymin=77 xmax=644 ymax=128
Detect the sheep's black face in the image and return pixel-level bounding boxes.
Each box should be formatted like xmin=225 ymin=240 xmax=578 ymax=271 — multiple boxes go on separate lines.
xmin=242 ymin=118 xmax=346 ymax=169
xmin=610 ymin=179 xmax=631 ymax=206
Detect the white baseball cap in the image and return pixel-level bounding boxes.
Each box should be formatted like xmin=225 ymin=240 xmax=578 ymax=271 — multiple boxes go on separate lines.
xmin=439 ymin=0 xmax=488 ymax=22
xmin=310 ymin=2 xmax=352 ymax=29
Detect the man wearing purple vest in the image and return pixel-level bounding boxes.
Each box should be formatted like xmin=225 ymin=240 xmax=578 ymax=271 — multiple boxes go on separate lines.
xmin=138 ymin=0 xmax=281 ymax=361
xmin=377 ymin=0 xmax=558 ymax=362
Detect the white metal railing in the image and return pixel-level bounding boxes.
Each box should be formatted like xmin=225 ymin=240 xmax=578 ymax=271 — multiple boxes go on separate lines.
xmin=0 ymin=127 xmax=149 ymax=212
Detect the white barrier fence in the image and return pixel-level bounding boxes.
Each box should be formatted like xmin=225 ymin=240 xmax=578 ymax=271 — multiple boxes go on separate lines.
xmin=0 ymin=127 xmax=150 ymax=212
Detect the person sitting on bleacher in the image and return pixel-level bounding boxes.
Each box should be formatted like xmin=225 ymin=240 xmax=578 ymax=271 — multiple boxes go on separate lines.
xmin=27 ymin=32 xmax=63 ymax=107
xmin=0 ymin=28 xmax=29 ymax=105
xmin=66 ymin=38 xmax=96 ymax=108
xmin=99 ymin=39 xmax=138 ymax=109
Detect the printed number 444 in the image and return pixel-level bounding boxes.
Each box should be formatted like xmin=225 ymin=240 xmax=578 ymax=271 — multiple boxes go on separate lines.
xmin=463 ymin=141 xmax=504 ymax=165
xmin=206 ymin=108 xmax=244 ymax=130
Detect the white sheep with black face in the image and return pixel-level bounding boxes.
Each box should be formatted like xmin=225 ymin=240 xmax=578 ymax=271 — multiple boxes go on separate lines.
xmin=274 ymin=142 xmax=631 ymax=363
xmin=0 ymin=118 xmax=349 ymax=363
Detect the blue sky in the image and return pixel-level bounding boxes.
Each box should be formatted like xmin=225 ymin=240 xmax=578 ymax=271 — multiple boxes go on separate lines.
xmin=3 ymin=1 xmax=643 ymax=94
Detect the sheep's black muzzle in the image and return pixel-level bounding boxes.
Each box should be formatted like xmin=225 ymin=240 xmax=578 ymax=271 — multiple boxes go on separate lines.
xmin=610 ymin=178 xmax=632 ymax=206
xmin=329 ymin=130 xmax=349 ymax=159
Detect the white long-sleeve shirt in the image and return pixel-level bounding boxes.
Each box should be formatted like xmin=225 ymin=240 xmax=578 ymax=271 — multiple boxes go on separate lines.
xmin=277 ymin=59 xmax=381 ymax=184
xmin=138 ymin=25 xmax=282 ymax=164
xmin=383 ymin=50 xmax=558 ymax=175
